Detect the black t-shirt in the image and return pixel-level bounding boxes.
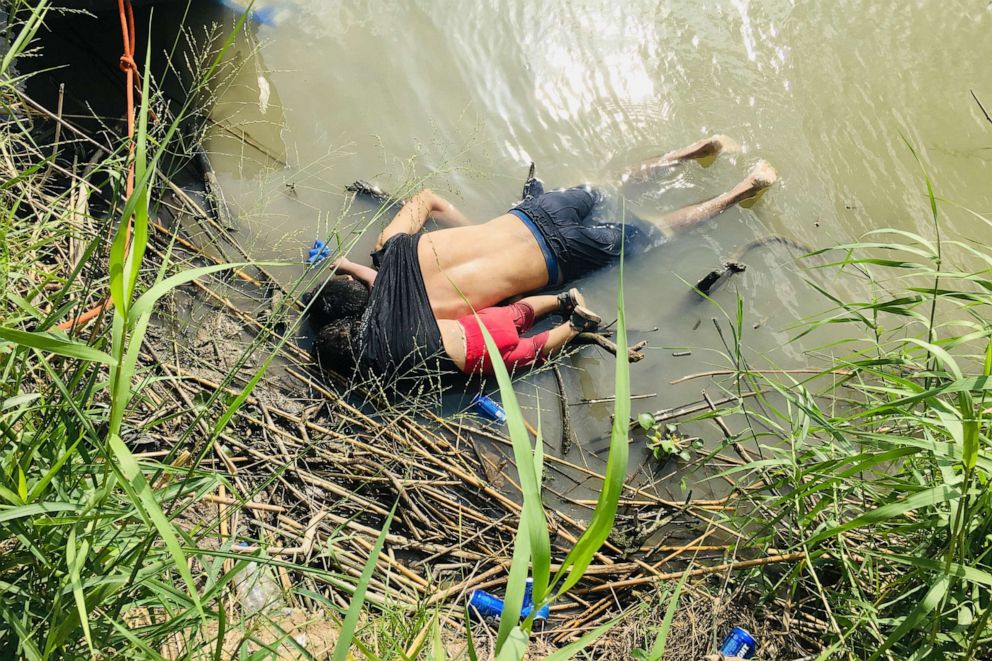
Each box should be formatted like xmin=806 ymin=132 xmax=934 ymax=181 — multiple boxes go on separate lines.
xmin=356 ymin=233 xmax=448 ymax=380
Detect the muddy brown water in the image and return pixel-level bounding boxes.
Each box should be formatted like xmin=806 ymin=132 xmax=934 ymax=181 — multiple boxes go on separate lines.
xmin=64 ymin=1 xmax=992 ymax=513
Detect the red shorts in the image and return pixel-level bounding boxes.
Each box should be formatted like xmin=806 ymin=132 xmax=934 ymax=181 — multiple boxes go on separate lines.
xmin=457 ymin=303 xmax=550 ymax=375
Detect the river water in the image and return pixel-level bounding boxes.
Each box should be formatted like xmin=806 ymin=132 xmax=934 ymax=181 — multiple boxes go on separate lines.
xmin=194 ymin=0 xmax=992 ymax=506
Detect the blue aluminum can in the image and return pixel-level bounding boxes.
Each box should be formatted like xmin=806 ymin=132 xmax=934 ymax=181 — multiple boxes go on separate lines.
xmin=522 ymin=578 xmax=550 ymax=621
xmin=467 ymin=589 xmax=504 ymax=619
xmin=471 ymin=394 xmax=507 ymax=424
xmin=718 ymin=627 xmax=756 ymax=659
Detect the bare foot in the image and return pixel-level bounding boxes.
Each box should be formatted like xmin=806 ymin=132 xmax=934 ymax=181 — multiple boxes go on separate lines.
xmin=691 ymin=134 xmax=740 ymax=167
xmin=747 ymin=159 xmax=778 ymax=188
xmin=709 ymin=134 xmax=741 ymax=155
xmin=739 ymin=159 xmax=778 ymax=208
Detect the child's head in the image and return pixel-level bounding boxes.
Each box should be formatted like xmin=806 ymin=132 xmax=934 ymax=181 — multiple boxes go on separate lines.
xmin=305 ymin=276 xmax=370 ymax=329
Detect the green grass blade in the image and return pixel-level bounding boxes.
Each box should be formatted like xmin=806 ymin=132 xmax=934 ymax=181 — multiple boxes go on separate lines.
xmin=496 ymin=505 xmax=532 ymax=650
xmin=128 ymin=262 xmax=266 ymax=324
xmin=0 ymin=327 xmax=116 ymax=365
xmin=551 ymin=246 xmax=630 ymax=598
xmin=875 ymin=552 xmax=992 ymax=589
xmin=126 ymin=43 xmax=153 ymax=303
xmin=66 ymin=528 xmax=94 ymax=654
xmin=332 ymin=502 xmax=396 ymax=661
xmin=494 ymin=626 xmax=529 ymax=661
xmin=26 ymin=435 xmax=84 ymax=503
xmin=0 ymin=502 xmax=77 ymax=522
xmin=807 ymin=482 xmax=963 ymax=545
xmin=478 ymin=319 xmax=551 ymax=652
xmin=464 ymin=605 xmax=479 ymax=661
xmin=0 ymin=599 xmax=43 ymax=661
xmin=1 ymin=0 xmax=48 ymax=76
xmin=108 ymin=433 xmax=204 ymax=618
xmin=106 ymin=618 xmax=169 ymax=661
xmin=647 ymin=571 xmax=688 ymax=660
xmin=430 ymin=614 xmax=446 ymax=661
xmin=870 ymin=574 xmax=948 ymax=661
xmin=543 ymin=613 xmax=626 ymax=661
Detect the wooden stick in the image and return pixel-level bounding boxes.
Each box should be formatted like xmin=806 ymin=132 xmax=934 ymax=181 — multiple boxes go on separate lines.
xmin=972 ymin=89 xmax=992 ymax=127
xmin=670 ymin=368 xmax=851 ymax=385
xmin=632 ymin=390 xmax=764 ymax=429
xmin=578 ymin=552 xmax=806 ymax=593
xmin=551 ymin=364 xmax=575 ymax=454
xmin=574 ymin=332 xmax=647 ymax=362
xmin=202 ymin=494 xmax=286 ymax=513
xmin=576 ymin=392 xmax=656 ymax=405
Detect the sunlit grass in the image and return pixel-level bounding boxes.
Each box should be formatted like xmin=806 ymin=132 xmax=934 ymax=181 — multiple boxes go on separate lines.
xmin=712 ymin=161 xmax=992 ymax=658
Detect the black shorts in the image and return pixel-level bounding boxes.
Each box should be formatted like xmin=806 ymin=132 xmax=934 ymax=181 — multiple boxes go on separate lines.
xmin=511 ymin=186 xmax=665 ymax=283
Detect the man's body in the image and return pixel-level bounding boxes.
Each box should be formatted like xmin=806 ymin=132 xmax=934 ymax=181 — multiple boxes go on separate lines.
xmin=351 ymin=135 xmax=775 ymax=318
xmin=322 ymin=135 xmax=778 ymax=378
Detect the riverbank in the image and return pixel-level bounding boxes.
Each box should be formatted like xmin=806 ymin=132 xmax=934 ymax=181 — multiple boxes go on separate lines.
xmin=5 ymin=3 xmax=992 ymax=659
xmin=0 ymin=78 xmax=810 ymax=661
xmin=0 ymin=6 xmax=823 ymax=658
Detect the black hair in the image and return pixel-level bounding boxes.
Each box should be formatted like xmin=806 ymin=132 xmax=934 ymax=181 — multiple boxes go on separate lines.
xmin=313 ymin=316 xmax=362 ymax=375
xmin=305 ymin=276 xmax=370 ymax=329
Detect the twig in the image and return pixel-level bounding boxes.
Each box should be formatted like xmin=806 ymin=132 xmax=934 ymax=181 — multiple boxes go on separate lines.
xmin=574 ymin=332 xmax=647 ymax=362
xmin=578 ymin=552 xmax=806 ymax=593
xmin=670 ymin=368 xmax=851 ymax=385
xmin=201 ymin=494 xmax=286 ymax=513
xmin=576 ymin=392 xmax=656 ymax=405
xmin=551 ymin=364 xmax=575 ymax=454
xmin=973 ymin=89 xmax=992 ymax=127
xmin=631 ymin=391 xmax=764 ymax=429
xmin=703 ymin=390 xmax=752 ymax=464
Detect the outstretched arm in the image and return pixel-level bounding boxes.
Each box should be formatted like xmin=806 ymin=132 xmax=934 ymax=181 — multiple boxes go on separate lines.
xmin=375 ymin=189 xmax=471 ymax=250
xmin=332 ymin=257 xmax=377 ymax=288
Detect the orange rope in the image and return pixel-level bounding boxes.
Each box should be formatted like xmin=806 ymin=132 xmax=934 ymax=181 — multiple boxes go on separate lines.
xmin=57 ymin=0 xmax=138 ymax=331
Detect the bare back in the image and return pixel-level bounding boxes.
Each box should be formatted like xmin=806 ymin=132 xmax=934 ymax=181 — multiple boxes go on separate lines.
xmin=418 ymin=214 xmax=548 ymax=318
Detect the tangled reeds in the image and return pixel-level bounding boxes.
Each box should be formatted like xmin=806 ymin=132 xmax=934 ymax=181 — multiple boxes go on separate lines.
xmin=138 ymin=198 xmax=773 ymax=650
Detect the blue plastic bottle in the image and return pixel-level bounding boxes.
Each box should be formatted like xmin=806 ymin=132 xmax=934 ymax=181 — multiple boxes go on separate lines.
xmin=467 ymin=578 xmax=549 ymax=621
xmin=471 ymin=393 xmax=507 ymax=424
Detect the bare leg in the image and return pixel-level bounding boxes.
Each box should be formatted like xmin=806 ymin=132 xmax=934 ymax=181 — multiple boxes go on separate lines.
xmin=620 ymin=134 xmax=740 ymax=185
xmin=517 ymin=295 xmax=564 ymax=320
xmin=642 ymin=160 xmax=778 ymax=237
xmin=539 ymin=323 xmax=581 ymax=359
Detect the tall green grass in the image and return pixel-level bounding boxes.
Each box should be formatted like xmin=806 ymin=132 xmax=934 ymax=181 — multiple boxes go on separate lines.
xmin=468 ymin=242 xmax=632 ymax=659
xmin=0 ymin=7 xmax=341 ymax=657
xmin=715 ymin=161 xmax=992 ymax=658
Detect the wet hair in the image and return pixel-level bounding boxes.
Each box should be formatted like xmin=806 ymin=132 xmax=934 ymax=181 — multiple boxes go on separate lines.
xmin=313 ymin=316 xmax=362 ymax=374
xmin=305 ymin=276 xmax=370 ymax=329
